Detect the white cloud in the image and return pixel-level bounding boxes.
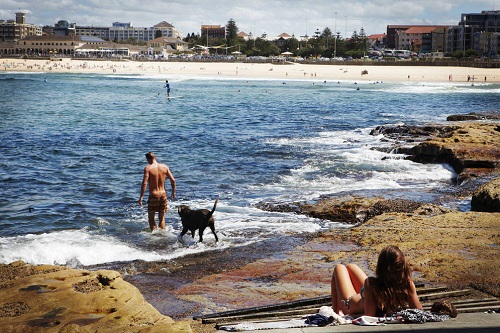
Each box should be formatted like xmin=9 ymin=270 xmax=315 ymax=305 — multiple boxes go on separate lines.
xmin=1 ymin=0 xmax=498 ymax=37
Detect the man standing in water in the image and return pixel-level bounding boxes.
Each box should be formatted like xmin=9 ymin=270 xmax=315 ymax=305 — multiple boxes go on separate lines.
xmin=164 ymin=80 xmax=171 ymax=97
xmin=139 ymin=152 xmax=176 ymax=231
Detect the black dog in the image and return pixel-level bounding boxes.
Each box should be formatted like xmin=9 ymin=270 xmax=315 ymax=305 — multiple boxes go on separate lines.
xmin=177 ymin=197 xmax=219 ymax=242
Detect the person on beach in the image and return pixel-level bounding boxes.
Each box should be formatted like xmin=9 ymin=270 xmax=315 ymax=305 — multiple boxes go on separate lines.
xmin=331 ymin=245 xmax=422 ymax=318
xmin=164 ymin=80 xmax=171 ymax=97
xmin=139 ymin=152 xmax=176 ymax=231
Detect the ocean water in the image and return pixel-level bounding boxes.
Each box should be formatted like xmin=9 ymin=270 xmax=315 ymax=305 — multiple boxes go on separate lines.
xmin=1 ymin=71 xmax=499 ymax=267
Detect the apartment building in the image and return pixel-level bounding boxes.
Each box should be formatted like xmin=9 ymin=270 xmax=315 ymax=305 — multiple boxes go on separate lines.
xmin=396 ymin=26 xmax=448 ymax=53
xmin=447 ymin=10 xmax=500 ymax=56
xmin=75 ymin=21 xmax=181 ymax=42
xmin=0 ymin=12 xmax=42 ymax=42
xmin=386 ymin=25 xmax=413 ymax=49
xmin=201 ymin=25 xmax=226 ymax=39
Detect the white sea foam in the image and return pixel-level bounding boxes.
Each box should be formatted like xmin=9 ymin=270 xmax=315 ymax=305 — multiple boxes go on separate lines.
xmin=207 ymin=201 xmax=326 ymax=236
xmin=0 ymin=200 xmax=328 ymax=266
xmin=0 ymin=227 xmax=239 ymax=266
xmin=260 ymin=127 xmax=455 ymax=202
xmin=0 ymin=229 xmax=155 ymax=265
xmin=380 ymin=82 xmax=500 ymax=94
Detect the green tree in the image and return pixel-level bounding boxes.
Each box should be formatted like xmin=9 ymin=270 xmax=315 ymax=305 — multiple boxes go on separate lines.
xmin=334 ymin=37 xmax=347 ymax=57
xmin=321 ymin=27 xmax=333 ymax=49
xmin=344 ymin=28 xmax=368 ymax=57
xmin=226 ymin=18 xmax=238 ymax=47
xmin=347 ymin=30 xmax=359 ymax=50
xmin=155 ymin=30 xmax=163 ymax=38
xmin=358 ymin=27 xmax=368 ymax=53
xmin=282 ymin=37 xmax=300 ymax=55
xmin=309 ymin=35 xmax=323 ymax=58
xmin=184 ymin=32 xmax=203 ymax=50
xmin=254 ymin=37 xmax=280 ymax=56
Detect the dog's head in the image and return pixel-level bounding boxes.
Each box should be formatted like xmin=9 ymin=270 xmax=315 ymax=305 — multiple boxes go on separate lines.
xmin=177 ymin=205 xmax=191 ymax=217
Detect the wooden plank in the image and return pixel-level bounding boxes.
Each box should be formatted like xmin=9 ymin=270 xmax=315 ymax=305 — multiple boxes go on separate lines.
xmin=423 ymin=298 xmax=498 ymax=306
xmin=195 ymin=295 xmax=330 ymax=320
xmin=454 ymin=300 xmax=500 ymax=308
xmin=197 ymin=286 xmax=450 ymax=320
xmin=422 ymin=298 xmax=499 ymax=310
xmin=205 ymin=299 xmax=500 ymax=325
xmin=419 ymin=289 xmax=471 ymax=300
xmin=416 ymin=286 xmax=448 ymax=294
xmin=198 ymin=287 xmax=500 ymax=324
xmin=450 ymin=298 xmax=498 ymax=305
xmin=206 ymin=299 xmax=500 ymax=324
xmin=458 ymin=306 xmax=500 ymax=313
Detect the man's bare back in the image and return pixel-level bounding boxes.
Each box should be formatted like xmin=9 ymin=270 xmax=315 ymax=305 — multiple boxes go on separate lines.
xmin=144 ymin=162 xmax=169 ymax=198
xmin=139 ymin=152 xmax=176 ymax=230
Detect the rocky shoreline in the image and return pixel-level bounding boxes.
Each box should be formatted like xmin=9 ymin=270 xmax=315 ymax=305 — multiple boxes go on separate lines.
xmin=1 ymin=115 xmax=499 ymax=333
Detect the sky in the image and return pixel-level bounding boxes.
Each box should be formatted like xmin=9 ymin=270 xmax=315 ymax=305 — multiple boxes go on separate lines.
xmin=1 ymin=0 xmax=498 ymax=39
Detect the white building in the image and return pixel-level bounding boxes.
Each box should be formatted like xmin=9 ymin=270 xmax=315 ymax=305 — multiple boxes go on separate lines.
xmin=75 ymin=21 xmax=182 ymax=42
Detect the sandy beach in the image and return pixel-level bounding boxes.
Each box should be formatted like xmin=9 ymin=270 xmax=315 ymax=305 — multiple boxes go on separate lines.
xmin=2 ymin=58 xmax=499 ymax=83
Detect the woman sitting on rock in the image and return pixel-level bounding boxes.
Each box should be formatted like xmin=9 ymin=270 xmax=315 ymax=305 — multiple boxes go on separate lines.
xmin=331 ymin=245 xmax=422 ymax=317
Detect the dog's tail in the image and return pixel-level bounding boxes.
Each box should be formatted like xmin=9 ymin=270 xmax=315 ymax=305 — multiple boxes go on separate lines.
xmin=203 ymin=197 xmax=218 ymax=224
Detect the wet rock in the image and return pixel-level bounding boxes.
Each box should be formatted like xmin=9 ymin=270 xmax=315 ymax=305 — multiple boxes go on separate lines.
xmin=370 ymin=124 xmax=455 ymax=140
xmin=375 ymin=122 xmax=500 ymax=181
xmin=447 ymin=111 xmax=500 ymax=122
xmin=412 ymin=204 xmax=452 ymax=216
xmin=258 ymin=196 xmax=449 ymax=225
xmin=255 ymin=201 xmax=302 ymax=213
xmin=471 ymin=177 xmax=500 ymax=212
xmin=365 ymin=199 xmax=422 ymax=220
xmin=300 ymin=196 xmax=378 ymax=224
xmin=299 ymin=196 xmax=430 ymax=224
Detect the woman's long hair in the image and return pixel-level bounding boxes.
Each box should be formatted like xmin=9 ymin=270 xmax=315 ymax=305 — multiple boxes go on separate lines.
xmin=372 ymin=245 xmax=414 ymax=313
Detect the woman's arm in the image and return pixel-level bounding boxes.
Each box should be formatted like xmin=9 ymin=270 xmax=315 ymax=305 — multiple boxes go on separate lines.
xmin=408 ymin=280 xmax=423 ymax=309
xmin=362 ymin=277 xmax=378 ymax=316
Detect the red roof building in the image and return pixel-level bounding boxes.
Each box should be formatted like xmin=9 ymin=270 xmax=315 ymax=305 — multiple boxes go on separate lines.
xmin=396 ymin=26 xmax=448 ymax=53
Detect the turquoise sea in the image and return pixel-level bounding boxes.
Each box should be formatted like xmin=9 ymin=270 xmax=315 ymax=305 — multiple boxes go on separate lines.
xmin=1 ymin=70 xmax=499 ymax=266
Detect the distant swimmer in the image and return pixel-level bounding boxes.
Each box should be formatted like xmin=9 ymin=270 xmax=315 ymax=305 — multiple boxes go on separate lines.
xmin=139 ymin=152 xmax=176 ymax=231
xmin=164 ymin=80 xmax=171 ymax=97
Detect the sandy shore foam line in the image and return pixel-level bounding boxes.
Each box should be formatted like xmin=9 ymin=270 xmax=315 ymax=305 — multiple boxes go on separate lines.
xmin=2 ymin=58 xmax=499 ymax=83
